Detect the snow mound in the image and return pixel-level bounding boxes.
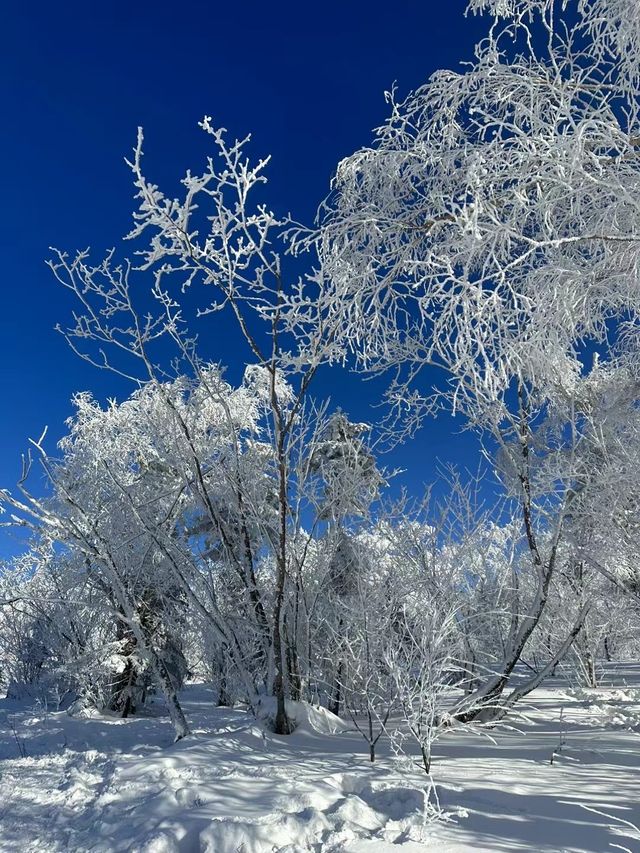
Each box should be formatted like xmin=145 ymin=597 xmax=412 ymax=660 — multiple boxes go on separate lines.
xmin=326 ymin=795 xmax=386 ymax=831
xmin=132 ymin=829 xmax=181 ymax=853
xmin=196 ymin=785 xmax=434 ymax=853
xmin=199 ymin=809 xmax=333 ymax=853
xmin=174 ymin=785 xmax=205 ymax=808
xmin=66 ymin=696 xmax=103 ymax=718
xmin=292 ymin=701 xmax=348 ymax=735
xmin=255 ymin=697 xmax=347 ymax=735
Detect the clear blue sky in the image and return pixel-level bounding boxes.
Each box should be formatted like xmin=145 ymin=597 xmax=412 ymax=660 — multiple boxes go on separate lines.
xmin=0 ymin=0 xmax=488 ymax=553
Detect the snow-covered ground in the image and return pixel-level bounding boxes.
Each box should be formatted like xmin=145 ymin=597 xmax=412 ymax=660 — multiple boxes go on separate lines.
xmin=1 ymin=666 xmax=639 ymax=852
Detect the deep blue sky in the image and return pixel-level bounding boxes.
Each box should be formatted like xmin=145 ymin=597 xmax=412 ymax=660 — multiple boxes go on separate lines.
xmin=0 ymin=0 xmax=488 ymax=553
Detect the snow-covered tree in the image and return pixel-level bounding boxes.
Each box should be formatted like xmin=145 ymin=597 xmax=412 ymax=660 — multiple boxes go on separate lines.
xmin=291 ymin=0 xmax=640 ymax=719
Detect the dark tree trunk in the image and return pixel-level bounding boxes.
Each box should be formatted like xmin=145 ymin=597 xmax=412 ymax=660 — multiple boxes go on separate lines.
xmin=285 ymin=624 xmax=302 ymax=702
xmin=329 ymin=660 xmax=344 ymax=717
xmin=216 ymin=650 xmax=232 ymax=707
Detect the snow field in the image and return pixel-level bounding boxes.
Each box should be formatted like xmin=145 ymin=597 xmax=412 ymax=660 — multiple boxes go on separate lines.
xmin=1 ymin=672 xmax=639 ymax=852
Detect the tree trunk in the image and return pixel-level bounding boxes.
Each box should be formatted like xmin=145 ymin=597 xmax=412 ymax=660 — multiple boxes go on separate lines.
xmin=495 ymin=603 xmax=590 ymax=718
xmin=329 ymin=660 xmax=344 ymax=717
xmin=272 ymin=418 xmax=293 ymax=735
xmin=286 ymin=632 xmax=302 ymax=702
xmin=585 ymin=651 xmax=597 ymax=688
xmin=216 ymin=649 xmax=232 ymax=706
xmin=152 ymin=653 xmax=190 ymax=740
xmin=272 ymin=618 xmax=290 ymax=734
xmin=421 ymin=745 xmax=431 ymax=775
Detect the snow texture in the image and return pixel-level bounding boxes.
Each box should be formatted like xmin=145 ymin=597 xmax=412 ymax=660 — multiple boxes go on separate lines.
xmin=1 ymin=666 xmax=639 ymax=852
